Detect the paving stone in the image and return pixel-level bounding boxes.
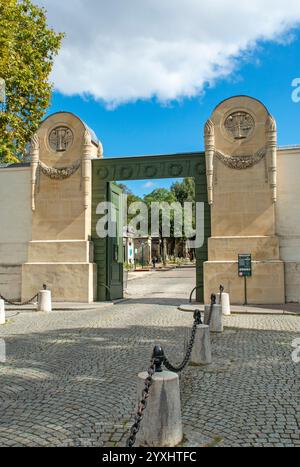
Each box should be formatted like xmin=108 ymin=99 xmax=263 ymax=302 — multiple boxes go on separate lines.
xmin=0 ymin=269 xmax=299 ymax=447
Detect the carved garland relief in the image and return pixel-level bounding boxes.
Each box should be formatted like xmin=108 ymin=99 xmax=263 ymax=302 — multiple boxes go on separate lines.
xmin=39 ymin=160 xmax=81 ymax=180
xmin=214 ymin=148 xmax=266 ymax=170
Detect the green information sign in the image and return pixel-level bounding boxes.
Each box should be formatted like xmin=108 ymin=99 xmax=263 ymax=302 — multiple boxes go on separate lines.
xmin=238 ymin=254 xmax=252 ymax=277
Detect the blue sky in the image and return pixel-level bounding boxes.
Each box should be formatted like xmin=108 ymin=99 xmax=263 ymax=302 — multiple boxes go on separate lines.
xmin=40 ymin=1 xmax=300 ymax=197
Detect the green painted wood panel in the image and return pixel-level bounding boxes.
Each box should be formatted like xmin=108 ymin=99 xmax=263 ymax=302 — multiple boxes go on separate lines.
xmin=92 ymin=179 xmax=108 ymax=301
xmin=107 ymin=183 xmax=124 ymax=300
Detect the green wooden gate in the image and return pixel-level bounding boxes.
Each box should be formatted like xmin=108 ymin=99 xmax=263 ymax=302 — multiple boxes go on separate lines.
xmin=107 ymin=182 xmax=124 ymax=300
xmin=92 ymin=152 xmax=210 ymax=302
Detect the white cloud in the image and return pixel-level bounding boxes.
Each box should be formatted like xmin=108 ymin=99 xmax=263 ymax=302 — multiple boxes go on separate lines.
xmin=36 ymin=0 xmax=300 ymax=107
xmin=142 ymin=181 xmax=157 ymax=189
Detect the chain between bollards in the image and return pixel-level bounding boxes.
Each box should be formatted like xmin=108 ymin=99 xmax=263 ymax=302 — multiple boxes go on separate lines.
xmin=0 ymin=292 xmax=38 ymax=306
xmin=126 ymin=310 xmax=202 ymax=447
xmin=163 ymin=310 xmax=202 ymax=373
xmin=126 ymin=358 xmax=156 ymax=448
xmin=0 ymin=284 xmax=48 ymax=307
xmin=207 ymin=293 xmax=217 ymax=326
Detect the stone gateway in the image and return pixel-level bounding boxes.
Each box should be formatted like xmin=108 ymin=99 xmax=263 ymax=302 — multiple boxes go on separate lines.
xmin=0 ymin=96 xmax=299 ymax=305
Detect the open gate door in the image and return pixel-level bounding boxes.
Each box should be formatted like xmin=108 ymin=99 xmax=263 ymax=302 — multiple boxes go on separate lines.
xmin=107 ymin=182 xmax=124 ymax=300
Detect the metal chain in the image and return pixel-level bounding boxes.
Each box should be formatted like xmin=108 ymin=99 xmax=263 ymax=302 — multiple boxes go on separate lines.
xmin=126 ymin=359 xmax=156 ymax=448
xmin=207 ymin=294 xmax=216 ymax=326
xmin=163 ymin=316 xmax=199 ymax=373
xmin=126 ymin=310 xmax=202 ymax=447
xmin=0 ymin=292 xmax=39 ymax=307
xmin=164 ymin=325 xmax=197 ymax=373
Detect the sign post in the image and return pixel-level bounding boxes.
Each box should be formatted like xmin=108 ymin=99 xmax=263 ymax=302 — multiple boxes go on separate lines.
xmin=238 ymin=254 xmax=252 ymax=305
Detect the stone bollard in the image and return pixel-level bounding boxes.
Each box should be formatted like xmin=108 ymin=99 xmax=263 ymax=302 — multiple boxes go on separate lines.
xmin=0 ymin=300 xmax=5 ymax=325
xmin=136 ymin=370 xmax=183 ymax=447
xmin=217 ymin=292 xmax=231 ymax=316
xmin=186 ymin=324 xmax=212 ymax=365
xmin=37 ymin=290 xmax=52 ymax=313
xmin=204 ymin=304 xmax=223 ymax=333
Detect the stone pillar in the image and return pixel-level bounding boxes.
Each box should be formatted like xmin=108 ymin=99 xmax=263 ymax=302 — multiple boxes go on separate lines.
xmin=22 ymin=112 xmax=101 ymax=303
xmin=204 ymin=304 xmax=223 ymax=333
xmin=217 ymin=292 xmax=231 ymax=316
xmin=30 ymin=133 xmax=39 ymax=212
xmin=186 ymin=324 xmax=212 ymax=365
xmin=37 ymin=290 xmax=52 ymax=313
xmin=203 ymin=96 xmax=284 ymax=305
xmin=0 ymin=300 xmax=5 ymax=325
xmin=136 ymin=371 xmax=183 ymax=447
xmin=267 ymin=115 xmax=277 ymax=204
xmin=83 ymin=130 xmax=92 ymax=210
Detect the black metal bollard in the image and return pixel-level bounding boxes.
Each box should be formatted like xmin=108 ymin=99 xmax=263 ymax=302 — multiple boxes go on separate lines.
xmin=219 ymin=284 xmax=224 ymax=304
xmin=152 ymin=345 xmax=165 ymax=373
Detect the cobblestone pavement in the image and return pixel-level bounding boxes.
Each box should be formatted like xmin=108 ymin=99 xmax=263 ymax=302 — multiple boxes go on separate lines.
xmin=0 ymin=268 xmax=299 ymax=447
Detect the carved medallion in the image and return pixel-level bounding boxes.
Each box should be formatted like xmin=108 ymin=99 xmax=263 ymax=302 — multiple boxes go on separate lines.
xmin=224 ymin=112 xmax=255 ymax=140
xmin=49 ymin=126 xmax=74 ymax=152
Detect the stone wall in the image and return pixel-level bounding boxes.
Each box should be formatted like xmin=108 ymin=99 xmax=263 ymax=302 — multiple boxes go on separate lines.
xmin=0 ymin=166 xmax=32 ymax=300
xmin=277 ymin=147 xmax=300 ymax=302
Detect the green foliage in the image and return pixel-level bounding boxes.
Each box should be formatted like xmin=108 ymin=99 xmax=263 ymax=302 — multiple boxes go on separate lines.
xmin=144 ymin=188 xmax=177 ymax=237
xmin=116 ymin=183 xmax=142 ymax=226
xmin=143 ymin=187 xmax=177 ymax=206
xmin=116 ymin=183 xmax=142 ymax=205
xmin=171 ymin=177 xmax=195 ymax=205
xmin=172 ymin=177 xmax=196 ymax=233
xmin=123 ymin=261 xmax=135 ymax=271
xmin=117 ymin=182 xmax=196 ymax=256
xmin=0 ymin=0 xmax=64 ymax=163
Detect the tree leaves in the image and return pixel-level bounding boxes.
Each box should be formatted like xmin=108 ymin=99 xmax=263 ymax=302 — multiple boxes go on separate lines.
xmin=0 ymin=0 xmax=64 ymax=163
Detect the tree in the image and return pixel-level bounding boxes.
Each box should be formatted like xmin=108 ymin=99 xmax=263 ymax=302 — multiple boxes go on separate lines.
xmin=144 ymin=188 xmax=177 ymax=263
xmin=0 ymin=0 xmax=64 ymax=163
xmin=116 ymin=183 xmax=143 ymax=228
xmin=171 ymin=177 xmax=195 ymax=205
xmin=171 ymin=178 xmax=196 ymax=260
xmin=116 ymin=183 xmax=142 ymax=206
